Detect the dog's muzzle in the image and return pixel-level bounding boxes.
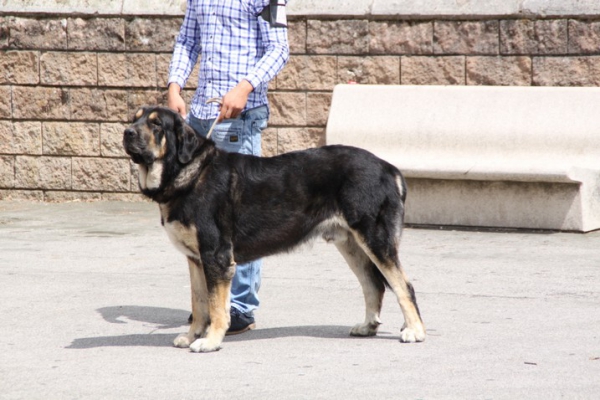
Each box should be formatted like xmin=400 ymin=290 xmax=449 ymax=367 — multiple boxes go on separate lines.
xmin=123 ymin=128 xmax=155 ymax=165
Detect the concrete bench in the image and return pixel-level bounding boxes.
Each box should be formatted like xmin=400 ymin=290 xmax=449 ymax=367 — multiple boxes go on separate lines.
xmin=326 ymin=85 xmax=600 ymax=232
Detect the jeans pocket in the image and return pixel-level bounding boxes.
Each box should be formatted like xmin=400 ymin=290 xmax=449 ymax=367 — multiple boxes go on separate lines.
xmin=251 ymin=118 xmax=267 ymax=135
xmin=212 ymin=119 xmax=244 ymax=153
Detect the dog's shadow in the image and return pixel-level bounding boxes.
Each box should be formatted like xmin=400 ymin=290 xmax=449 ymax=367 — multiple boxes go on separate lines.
xmin=67 ymin=305 xmax=395 ymax=349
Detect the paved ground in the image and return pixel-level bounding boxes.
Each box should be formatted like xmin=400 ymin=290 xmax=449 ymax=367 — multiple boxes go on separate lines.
xmin=0 ymin=200 xmax=599 ymax=399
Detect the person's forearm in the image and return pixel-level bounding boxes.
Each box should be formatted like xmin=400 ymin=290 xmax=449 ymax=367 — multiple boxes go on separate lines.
xmin=168 ymin=83 xmax=182 ymax=96
xmin=217 ymin=80 xmax=254 ymax=121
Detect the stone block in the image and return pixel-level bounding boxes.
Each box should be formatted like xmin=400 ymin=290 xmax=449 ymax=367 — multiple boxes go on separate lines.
xmin=130 ymin=162 xmax=139 ymax=192
xmin=268 ymin=92 xmax=306 ymax=126
xmin=0 ymin=156 xmax=15 ymax=188
xmin=40 ymin=52 xmax=97 ymax=86
xmin=402 ymin=56 xmax=465 ymax=85
xmin=0 ymin=51 xmax=39 ymax=84
xmin=45 ymin=191 xmax=102 ymax=202
xmin=338 ymin=56 xmax=400 ymax=84
xmin=277 ymin=128 xmax=325 ymax=153
xmin=500 ymin=20 xmax=536 ymax=55
xmin=156 ymin=53 xmax=171 ymax=88
xmin=68 ymin=18 xmax=125 ymax=51
xmin=0 ymin=189 xmax=43 ymax=201
xmin=128 ymin=90 xmax=168 ymax=117
xmin=101 ymin=123 xmax=128 ymax=157
xmin=533 ymin=56 xmax=600 ymax=86
xmin=568 ymin=20 xmax=600 ymax=54
xmin=13 ymin=87 xmax=69 ymax=120
xmin=8 ymin=17 xmax=67 ymax=49
xmin=0 ymin=121 xmax=42 ymax=155
xmin=98 ymin=53 xmax=157 ymax=87
xmin=0 ymin=17 xmax=8 ymax=49
xmin=125 ymin=17 xmax=181 ymax=52
xmin=43 ymin=122 xmax=100 ymax=156
xmin=307 ymin=20 xmax=368 ymax=54
xmin=0 ymin=86 xmax=11 ymax=118
xmin=102 ymin=193 xmax=147 ymax=202
xmin=307 ymin=93 xmax=333 ymax=127
xmin=500 ymin=19 xmax=568 ymax=55
xmin=70 ymin=89 xmax=128 ymax=122
xmin=369 ymin=21 xmax=433 ymax=55
xmin=261 ymin=128 xmax=278 ymax=157
xmin=536 ymin=20 xmax=568 ymax=55
xmin=288 ymin=20 xmax=306 ymax=54
xmin=467 ymin=56 xmax=532 ymax=86
xmin=434 ymin=20 xmax=499 ymax=55
xmin=277 ymin=56 xmax=336 ymax=90
xmin=72 ymin=158 xmax=130 ymax=192
xmin=15 ymin=156 xmax=71 ymax=190
xmin=161 ymin=54 xmax=201 ymax=89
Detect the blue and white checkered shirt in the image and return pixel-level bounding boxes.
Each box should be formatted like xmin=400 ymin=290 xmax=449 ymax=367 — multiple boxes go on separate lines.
xmin=168 ymin=0 xmax=289 ymax=119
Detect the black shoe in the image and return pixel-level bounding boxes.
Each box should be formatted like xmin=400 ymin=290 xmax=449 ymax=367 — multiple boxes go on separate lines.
xmin=227 ymin=308 xmax=255 ymax=336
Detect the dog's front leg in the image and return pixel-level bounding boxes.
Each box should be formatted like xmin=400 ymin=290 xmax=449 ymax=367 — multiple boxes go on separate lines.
xmin=174 ymin=257 xmax=210 ymax=348
xmin=189 ymin=252 xmax=236 ymax=353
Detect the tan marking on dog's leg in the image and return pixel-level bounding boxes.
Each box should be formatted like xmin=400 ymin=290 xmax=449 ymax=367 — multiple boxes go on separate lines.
xmin=351 ymin=232 xmax=425 ymax=343
xmin=335 ymin=235 xmax=383 ymax=337
xmin=174 ymin=257 xmax=209 ymax=348
xmin=387 ymin=264 xmax=425 ymax=343
xmin=189 ymin=276 xmax=233 ymax=353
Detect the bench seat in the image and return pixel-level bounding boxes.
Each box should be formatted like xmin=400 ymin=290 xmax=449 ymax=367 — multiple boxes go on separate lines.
xmin=326 ymin=85 xmax=600 ymax=231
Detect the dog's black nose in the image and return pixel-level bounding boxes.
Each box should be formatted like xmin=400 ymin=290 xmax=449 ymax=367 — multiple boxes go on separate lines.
xmin=124 ymin=128 xmax=136 ymax=138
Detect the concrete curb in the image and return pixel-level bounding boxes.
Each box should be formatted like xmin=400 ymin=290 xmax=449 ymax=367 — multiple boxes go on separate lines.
xmin=2 ymin=0 xmax=599 ymax=18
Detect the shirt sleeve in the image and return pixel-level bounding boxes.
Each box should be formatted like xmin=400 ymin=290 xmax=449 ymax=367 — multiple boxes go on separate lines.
xmin=168 ymin=0 xmax=202 ymax=89
xmin=244 ymin=1 xmax=290 ymax=89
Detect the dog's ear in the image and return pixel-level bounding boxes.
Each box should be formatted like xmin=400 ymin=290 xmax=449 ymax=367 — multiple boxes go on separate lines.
xmin=132 ymin=107 xmax=146 ymax=122
xmin=174 ymin=113 xmax=199 ymax=164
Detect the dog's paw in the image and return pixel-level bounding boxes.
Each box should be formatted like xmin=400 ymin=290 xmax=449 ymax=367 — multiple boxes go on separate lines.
xmin=399 ymin=324 xmax=426 ymax=343
xmin=350 ymin=322 xmax=379 ymax=337
xmin=173 ymin=333 xmax=192 ymax=348
xmin=189 ymin=338 xmax=222 ymax=353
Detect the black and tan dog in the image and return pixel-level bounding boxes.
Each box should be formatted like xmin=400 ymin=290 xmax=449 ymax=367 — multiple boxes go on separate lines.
xmin=123 ymin=106 xmax=425 ymax=352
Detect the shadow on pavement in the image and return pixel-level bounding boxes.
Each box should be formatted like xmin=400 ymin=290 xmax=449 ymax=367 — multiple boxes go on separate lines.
xmin=66 ymin=306 xmax=400 ymax=349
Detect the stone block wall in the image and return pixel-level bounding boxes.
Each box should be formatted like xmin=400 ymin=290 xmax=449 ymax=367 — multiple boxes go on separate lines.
xmin=1 ymin=4 xmax=600 ymax=201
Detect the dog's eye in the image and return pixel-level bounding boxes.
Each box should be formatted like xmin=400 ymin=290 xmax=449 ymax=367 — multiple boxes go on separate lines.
xmin=151 ymin=118 xmax=161 ymax=127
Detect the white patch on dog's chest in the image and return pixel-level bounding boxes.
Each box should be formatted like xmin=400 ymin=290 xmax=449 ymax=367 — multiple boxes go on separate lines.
xmin=138 ymin=162 xmax=163 ymax=190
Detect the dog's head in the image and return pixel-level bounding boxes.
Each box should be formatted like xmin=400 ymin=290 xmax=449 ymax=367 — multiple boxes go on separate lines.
xmin=123 ymin=106 xmax=199 ymax=166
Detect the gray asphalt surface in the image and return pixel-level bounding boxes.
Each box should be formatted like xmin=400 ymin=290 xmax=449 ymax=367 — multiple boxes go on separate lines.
xmin=1 ymin=201 xmax=599 ymax=399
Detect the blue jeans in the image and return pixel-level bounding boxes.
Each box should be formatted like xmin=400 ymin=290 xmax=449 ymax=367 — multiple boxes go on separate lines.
xmin=187 ymin=106 xmax=267 ymax=315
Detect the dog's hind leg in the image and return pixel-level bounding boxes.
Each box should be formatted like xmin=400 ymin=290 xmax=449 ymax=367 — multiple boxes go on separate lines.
xmin=352 ymin=233 xmax=425 ymax=343
xmin=335 ymin=234 xmax=385 ymax=337
xmin=174 ymin=257 xmax=210 ymax=348
xmin=384 ymin=261 xmax=425 ymax=343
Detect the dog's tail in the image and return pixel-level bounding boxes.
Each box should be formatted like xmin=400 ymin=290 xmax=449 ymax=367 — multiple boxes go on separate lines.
xmin=369 ymin=260 xmax=391 ymax=290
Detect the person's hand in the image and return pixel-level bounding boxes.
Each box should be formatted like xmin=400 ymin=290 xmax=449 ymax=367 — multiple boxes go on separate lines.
xmin=217 ymin=80 xmax=253 ymax=122
xmin=167 ymin=83 xmax=187 ymax=118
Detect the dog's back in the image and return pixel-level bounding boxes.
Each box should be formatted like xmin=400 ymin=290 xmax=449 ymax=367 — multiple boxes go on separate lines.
xmin=218 ymin=145 xmax=407 ymax=265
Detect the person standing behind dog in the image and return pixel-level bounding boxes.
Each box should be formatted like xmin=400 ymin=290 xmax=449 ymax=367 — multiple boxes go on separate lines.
xmin=167 ymin=0 xmax=289 ymax=335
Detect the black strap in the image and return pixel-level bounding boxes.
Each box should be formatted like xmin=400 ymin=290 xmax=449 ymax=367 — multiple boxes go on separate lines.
xmin=260 ymin=0 xmax=287 ymax=28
